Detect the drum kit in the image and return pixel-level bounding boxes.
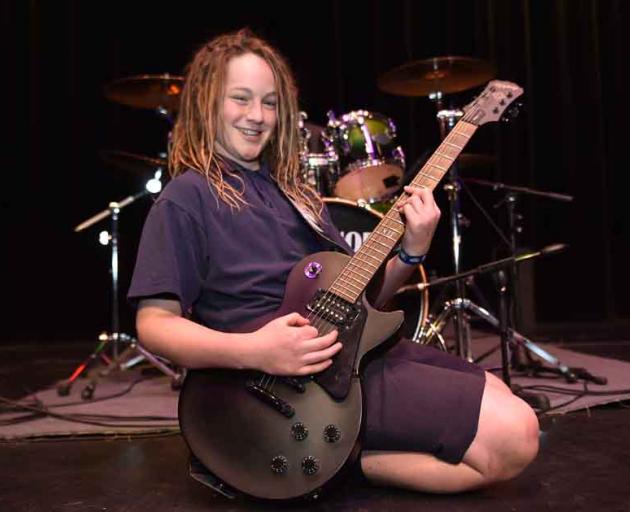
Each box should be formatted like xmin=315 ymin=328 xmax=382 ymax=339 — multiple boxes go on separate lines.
xmin=299 ymin=56 xmax=576 ymax=387
xmin=59 ymin=55 xmax=579 ymax=399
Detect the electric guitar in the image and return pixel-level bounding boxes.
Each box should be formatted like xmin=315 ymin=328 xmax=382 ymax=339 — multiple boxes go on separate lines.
xmin=178 ymin=80 xmax=524 ymax=500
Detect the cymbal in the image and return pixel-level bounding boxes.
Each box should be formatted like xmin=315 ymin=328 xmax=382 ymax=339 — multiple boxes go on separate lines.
xmin=100 ymin=150 xmax=167 ymax=176
xmin=104 ymin=74 xmax=184 ymax=111
xmin=377 ymin=56 xmax=496 ymax=97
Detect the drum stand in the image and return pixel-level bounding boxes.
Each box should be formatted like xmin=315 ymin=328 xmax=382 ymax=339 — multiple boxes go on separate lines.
xmin=57 ymin=175 xmax=183 ymax=398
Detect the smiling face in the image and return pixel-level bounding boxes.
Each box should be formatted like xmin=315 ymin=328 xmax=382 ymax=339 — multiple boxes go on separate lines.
xmin=216 ymin=52 xmax=278 ymax=170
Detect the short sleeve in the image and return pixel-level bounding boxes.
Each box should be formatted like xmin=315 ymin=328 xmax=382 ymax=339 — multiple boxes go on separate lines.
xmin=127 ymin=198 xmax=208 ymax=314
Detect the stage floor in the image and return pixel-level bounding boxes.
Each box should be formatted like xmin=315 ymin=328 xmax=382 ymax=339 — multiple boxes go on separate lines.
xmin=1 ymin=336 xmax=629 ymax=511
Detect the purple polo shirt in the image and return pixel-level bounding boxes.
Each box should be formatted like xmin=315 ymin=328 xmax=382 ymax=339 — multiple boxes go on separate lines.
xmin=127 ymin=160 xmax=351 ymax=332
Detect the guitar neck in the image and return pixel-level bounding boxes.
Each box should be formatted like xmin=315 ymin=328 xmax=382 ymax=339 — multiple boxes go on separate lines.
xmin=329 ymin=120 xmax=478 ymax=304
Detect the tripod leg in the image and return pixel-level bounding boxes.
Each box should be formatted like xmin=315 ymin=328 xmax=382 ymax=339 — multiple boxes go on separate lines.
xmin=56 ymin=338 xmax=110 ymax=396
xmin=133 ymin=342 xmax=181 ymax=381
xmin=453 ymin=303 xmax=473 ymax=361
xmin=413 ymin=300 xmax=456 ymax=351
xmin=462 ymin=299 xmax=577 ymax=382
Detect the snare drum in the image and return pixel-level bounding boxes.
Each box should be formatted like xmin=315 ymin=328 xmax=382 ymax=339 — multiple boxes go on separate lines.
xmin=324 ymin=110 xmax=405 ymax=203
xmin=324 ymin=197 xmax=428 ymax=338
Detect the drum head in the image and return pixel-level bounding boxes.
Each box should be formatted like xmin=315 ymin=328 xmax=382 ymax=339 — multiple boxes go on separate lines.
xmin=323 ymin=198 xmax=429 ymax=337
xmin=333 ymin=161 xmax=403 ymax=202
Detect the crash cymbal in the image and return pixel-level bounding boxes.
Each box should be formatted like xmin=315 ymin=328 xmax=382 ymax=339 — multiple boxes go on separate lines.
xmin=104 ymin=74 xmax=183 ymax=111
xmin=378 ymin=56 xmax=496 ymax=97
xmin=100 ymin=150 xmax=167 ymax=176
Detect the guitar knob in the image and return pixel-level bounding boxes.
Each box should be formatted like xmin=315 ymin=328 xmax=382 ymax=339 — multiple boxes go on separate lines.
xmin=323 ymin=424 xmax=341 ymax=443
xmin=301 ymin=456 xmax=320 ymax=475
xmin=291 ymin=422 xmax=308 ymax=441
xmin=270 ymin=455 xmax=288 ymax=474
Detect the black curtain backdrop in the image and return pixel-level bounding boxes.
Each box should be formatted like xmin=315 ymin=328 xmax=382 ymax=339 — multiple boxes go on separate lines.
xmin=4 ymin=0 xmax=629 ymax=342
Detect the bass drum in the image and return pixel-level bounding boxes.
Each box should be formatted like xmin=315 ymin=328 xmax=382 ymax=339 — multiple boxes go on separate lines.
xmin=323 ymin=197 xmax=429 ymax=339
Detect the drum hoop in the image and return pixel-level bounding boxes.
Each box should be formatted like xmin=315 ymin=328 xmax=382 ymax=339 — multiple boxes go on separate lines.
xmin=338 ymin=110 xmax=393 ymax=134
xmin=342 ymin=109 xmax=388 ymax=123
xmin=322 ymin=197 xmax=429 ymax=327
xmin=322 ymin=196 xmax=383 ymax=220
xmin=344 ymin=158 xmax=404 ymax=173
xmin=306 ymin=153 xmax=338 ymax=166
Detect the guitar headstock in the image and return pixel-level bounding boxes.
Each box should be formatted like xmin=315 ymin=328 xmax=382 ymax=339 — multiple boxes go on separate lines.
xmin=463 ymin=80 xmax=524 ymax=126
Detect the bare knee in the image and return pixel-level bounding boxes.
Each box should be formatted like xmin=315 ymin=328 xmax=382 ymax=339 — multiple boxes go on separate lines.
xmin=492 ymin=398 xmax=540 ymax=482
xmin=467 ymin=381 xmax=540 ymax=485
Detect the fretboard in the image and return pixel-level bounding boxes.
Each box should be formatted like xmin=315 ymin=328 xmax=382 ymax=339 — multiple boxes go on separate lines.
xmin=329 ymin=120 xmax=478 ymax=303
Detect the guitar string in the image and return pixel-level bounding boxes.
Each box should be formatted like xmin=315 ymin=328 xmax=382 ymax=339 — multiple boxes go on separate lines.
xmin=261 ymin=108 xmax=482 ymax=392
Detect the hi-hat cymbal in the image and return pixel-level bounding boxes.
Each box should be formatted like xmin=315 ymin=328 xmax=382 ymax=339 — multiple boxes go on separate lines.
xmin=378 ymin=56 xmax=496 ymax=97
xmin=104 ymin=74 xmax=184 ymax=111
xmin=100 ymin=150 xmax=167 ymax=176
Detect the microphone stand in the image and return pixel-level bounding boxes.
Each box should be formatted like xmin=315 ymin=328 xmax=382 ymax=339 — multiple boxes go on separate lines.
xmin=57 ymin=174 xmax=182 ymax=398
xmin=462 ymin=178 xmax=599 ymax=383
xmin=402 ymin=245 xmax=607 ymax=403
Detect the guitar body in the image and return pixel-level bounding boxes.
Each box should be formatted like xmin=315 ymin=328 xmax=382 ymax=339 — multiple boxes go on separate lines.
xmin=178 ymin=251 xmax=404 ymax=500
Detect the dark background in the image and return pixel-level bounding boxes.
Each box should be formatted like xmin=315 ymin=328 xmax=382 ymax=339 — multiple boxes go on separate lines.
xmin=3 ymin=0 xmax=629 ymax=343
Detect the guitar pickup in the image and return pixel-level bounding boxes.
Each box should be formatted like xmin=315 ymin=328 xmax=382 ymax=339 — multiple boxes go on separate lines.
xmin=246 ymin=380 xmax=295 ymax=418
xmin=306 ymin=290 xmax=360 ymax=327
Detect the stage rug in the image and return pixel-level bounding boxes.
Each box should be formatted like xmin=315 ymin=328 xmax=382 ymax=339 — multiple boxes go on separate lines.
xmin=1 ymin=337 xmax=629 ymax=441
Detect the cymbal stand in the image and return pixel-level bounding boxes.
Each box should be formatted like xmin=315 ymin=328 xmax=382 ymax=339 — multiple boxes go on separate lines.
xmin=58 ymin=174 xmax=182 ymax=398
xmin=435 ymin=106 xmax=475 ymax=359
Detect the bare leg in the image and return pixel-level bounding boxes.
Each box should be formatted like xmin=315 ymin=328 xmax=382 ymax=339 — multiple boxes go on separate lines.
xmin=360 ymin=371 xmax=539 ymax=493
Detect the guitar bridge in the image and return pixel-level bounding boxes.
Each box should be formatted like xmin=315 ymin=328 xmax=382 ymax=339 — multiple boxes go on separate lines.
xmin=245 ymin=380 xmax=295 ymax=418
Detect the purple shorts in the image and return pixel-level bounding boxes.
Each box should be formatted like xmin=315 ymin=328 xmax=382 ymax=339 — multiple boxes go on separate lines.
xmin=361 ymin=340 xmax=486 ymax=464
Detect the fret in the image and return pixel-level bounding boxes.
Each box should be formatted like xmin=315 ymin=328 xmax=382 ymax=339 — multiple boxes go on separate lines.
xmin=433 ymin=154 xmax=455 ymax=167
xmin=330 ymin=290 xmax=355 ymax=303
xmin=365 ymin=237 xmax=392 ymax=251
xmin=416 ymin=171 xmax=440 ymax=182
xmin=438 ymin=146 xmax=460 ymax=160
xmin=335 ymin=275 xmax=362 ymax=293
xmin=345 ymin=262 xmax=372 ymax=280
xmin=360 ymin=247 xmax=387 ymax=262
xmin=443 ymin=141 xmax=462 ymax=149
xmin=374 ymin=231 xmax=399 ymax=243
xmin=369 ymin=233 xmax=397 ymax=250
xmin=428 ymin=162 xmax=448 ymax=172
xmin=448 ymin=133 xmax=470 ymax=146
xmin=382 ymin=217 xmax=405 ymax=230
xmin=433 ymin=150 xmax=455 ymax=160
xmin=362 ymin=241 xmax=388 ymax=256
xmin=353 ymin=253 xmax=380 ymax=269
xmin=458 ymin=121 xmax=477 ymax=134
xmin=342 ymin=270 xmax=369 ymax=288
